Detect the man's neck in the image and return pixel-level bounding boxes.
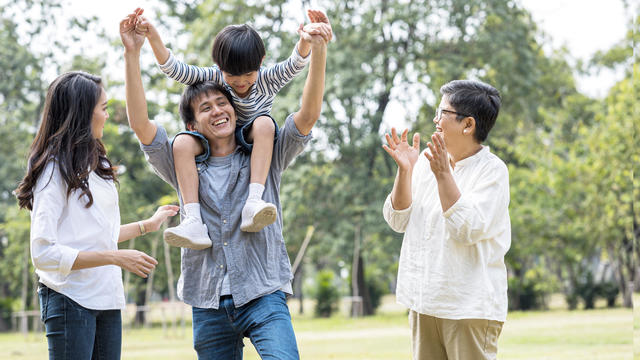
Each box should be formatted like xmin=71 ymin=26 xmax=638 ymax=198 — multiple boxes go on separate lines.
xmin=209 ymin=138 xmax=237 ymax=157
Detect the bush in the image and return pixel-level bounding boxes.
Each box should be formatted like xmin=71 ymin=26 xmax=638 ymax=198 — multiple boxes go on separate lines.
xmin=508 ymin=266 xmax=557 ymax=310
xmin=313 ymin=270 xmax=340 ymax=318
xmin=597 ymin=281 xmax=619 ymax=308
xmin=575 ymin=272 xmax=597 ymax=309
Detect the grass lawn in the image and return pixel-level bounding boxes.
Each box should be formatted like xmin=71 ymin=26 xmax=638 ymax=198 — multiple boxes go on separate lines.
xmin=0 ymin=295 xmax=633 ymax=359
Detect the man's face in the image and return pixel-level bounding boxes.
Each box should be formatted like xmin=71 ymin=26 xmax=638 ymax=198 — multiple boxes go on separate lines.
xmin=189 ymin=91 xmax=237 ymax=141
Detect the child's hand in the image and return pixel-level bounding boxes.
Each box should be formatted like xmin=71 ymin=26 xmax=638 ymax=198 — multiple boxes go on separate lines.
xmin=135 ymin=16 xmax=156 ymax=38
xmin=300 ymin=23 xmax=332 ymax=44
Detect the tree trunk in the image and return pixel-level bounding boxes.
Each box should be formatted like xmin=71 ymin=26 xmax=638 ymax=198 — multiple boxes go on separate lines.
xmin=143 ymin=235 xmax=159 ymax=327
xmin=351 ymin=223 xmax=362 ymax=317
xmin=123 ymin=238 xmax=135 ymax=303
xmin=163 ymin=236 xmax=176 ymax=302
xmin=19 ymin=245 xmax=28 ymax=333
xmin=356 ymin=254 xmax=373 ymax=315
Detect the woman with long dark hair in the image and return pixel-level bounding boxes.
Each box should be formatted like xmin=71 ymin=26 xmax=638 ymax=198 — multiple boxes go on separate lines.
xmin=15 ymin=71 xmax=178 ymax=359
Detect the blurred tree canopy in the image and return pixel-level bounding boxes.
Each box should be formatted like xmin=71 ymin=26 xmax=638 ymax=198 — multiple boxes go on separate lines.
xmin=0 ymin=0 xmax=636 ymax=326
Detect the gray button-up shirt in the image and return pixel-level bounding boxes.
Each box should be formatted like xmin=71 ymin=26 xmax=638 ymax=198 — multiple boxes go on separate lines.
xmin=140 ymin=114 xmax=312 ymax=309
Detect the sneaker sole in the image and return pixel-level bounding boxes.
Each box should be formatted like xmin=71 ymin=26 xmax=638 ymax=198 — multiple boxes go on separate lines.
xmin=163 ymin=230 xmax=212 ymax=250
xmin=240 ymin=204 xmax=277 ymax=232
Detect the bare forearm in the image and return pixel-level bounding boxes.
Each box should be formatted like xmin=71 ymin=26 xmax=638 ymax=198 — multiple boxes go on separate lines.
xmin=124 ymin=51 xmax=156 ymax=145
xmin=435 ymin=172 xmax=461 ymax=212
xmin=296 ymin=39 xmax=311 ymax=58
xmin=294 ymin=42 xmax=326 ymax=135
xmin=391 ymin=168 xmax=412 ymax=210
xmin=118 ymin=220 xmax=151 ymax=243
xmin=72 ymin=251 xmax=116 ymax=270
xmin=148 ymin=30 xmax=170 ymax=65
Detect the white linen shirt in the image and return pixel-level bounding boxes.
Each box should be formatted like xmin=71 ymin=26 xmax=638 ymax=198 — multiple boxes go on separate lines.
xmin=383 ymin=146 xmax=511 ymax=322
xmin=30 ymin=160 xmax=125 ymax=310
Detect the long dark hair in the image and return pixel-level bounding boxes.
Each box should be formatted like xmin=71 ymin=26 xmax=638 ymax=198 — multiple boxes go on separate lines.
xmin=15 ymin=71 xmax=117 ymax=210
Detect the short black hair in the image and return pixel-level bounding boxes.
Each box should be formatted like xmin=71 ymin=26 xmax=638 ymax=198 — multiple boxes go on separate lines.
xmin=179 ymin=81 xmax=236 ymax=129
xmin=440 ymin=80 xmax=501 ymax=143
xmin=211 ymin=24 xmax=265 ymax=75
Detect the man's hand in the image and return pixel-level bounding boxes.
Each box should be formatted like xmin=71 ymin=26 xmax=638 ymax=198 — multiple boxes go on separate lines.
xmin=425 ymin=132 xmax=451 ymax=178
xmin=120 ymin=9 xmax=145 ymax=53
xmin=298 ymin=10 xmax=333 ymax=45
xmin=383 ymin=128 xmax=421 ymax=173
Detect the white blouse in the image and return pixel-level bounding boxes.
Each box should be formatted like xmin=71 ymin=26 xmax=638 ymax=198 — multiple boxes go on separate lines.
xmin=30 ymin=160 xmax=125 ymax=310
xmin=383 ymin=146 xmax=511 ymax=322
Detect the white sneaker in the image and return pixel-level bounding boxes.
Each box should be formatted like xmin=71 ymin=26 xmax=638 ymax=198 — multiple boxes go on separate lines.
xmin=240 ymin=199 xmax=277 ymax=232
xmin=163 ymin=216 xmax=212 ymax=250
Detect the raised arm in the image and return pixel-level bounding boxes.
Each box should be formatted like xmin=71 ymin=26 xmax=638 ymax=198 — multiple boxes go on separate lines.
xmin=383 ymin=128 xmax=421 ymax=210
xmin=292 ymin=23 xmax=331 ymax=135
xmin=120 ymin=13 xmax=157 ymax=145
xmin=133 ymin=9 xmax=219 ymax=85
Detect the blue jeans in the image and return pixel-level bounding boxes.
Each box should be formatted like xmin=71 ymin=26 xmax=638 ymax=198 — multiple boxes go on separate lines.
xmin=38 ymin=284 xmax=122 ymax=360
xmin=192 ymin=291 xmax=298 ymax=359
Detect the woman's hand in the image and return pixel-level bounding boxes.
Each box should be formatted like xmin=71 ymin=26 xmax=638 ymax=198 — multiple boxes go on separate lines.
xmin=113 ymin=249 xmax=158 ymax=278
xmin=425 ymin=132 xmax=451 ymax=178
xmin=382 ymin=128 xmax=421 ymax=173
xmin=145 ymin=204 xmax=180 ymax=232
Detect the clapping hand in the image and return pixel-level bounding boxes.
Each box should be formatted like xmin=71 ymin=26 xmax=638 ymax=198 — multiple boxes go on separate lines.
xmin=424 ymin=132 xmax=451 ymax=177
xmin=382 ymin=128 xmax=421 ymax=172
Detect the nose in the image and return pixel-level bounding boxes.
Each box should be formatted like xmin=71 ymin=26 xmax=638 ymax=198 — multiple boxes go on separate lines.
xmin=212 ymin=104 xmax=224 ymax=115
xmin=433 ymin=115 xmax=438 ymax=124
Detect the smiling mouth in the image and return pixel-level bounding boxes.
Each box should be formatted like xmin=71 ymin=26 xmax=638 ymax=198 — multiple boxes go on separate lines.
xmin=213 ymin=118 xmax=229 ymax=126
xmin=436 ymin=127 xmax=443 ymax=132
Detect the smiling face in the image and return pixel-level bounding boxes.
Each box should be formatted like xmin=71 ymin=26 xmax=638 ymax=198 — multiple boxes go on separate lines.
xmin=189 ymin=90 xmax=237 ymax=142
xmin=91 ymin=88 xmax=108 ymax=139
xmin=221 ymin=71 xmax=258 ymax=98
xmin=433 ymin=96 xmax=467 ymax=148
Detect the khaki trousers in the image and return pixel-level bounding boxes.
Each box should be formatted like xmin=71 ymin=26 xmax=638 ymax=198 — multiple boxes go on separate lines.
xmin=409 ymin=311 xmax=503 ymax=360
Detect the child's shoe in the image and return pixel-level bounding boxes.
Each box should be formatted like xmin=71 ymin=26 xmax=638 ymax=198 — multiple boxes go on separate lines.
xmin=240 ymin=198 xmax=277 ymax=232
xmin=163 ymin=216 xmax=212 ymax=250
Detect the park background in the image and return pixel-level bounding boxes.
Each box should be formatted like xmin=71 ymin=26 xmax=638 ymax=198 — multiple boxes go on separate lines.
xmin=0 ymin=0 xmax=638 ymax=358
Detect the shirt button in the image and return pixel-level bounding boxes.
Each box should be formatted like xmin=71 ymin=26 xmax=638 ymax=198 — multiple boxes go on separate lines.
xmin=223 ymin=219 xmax=227 ymax=224
xmin=219 ymin=265 xmax=223 ymax=269
xmin=197 ymin=167 xmax=201 ymax=171
xmin=224 ymin=242 xmax=228 ymax=246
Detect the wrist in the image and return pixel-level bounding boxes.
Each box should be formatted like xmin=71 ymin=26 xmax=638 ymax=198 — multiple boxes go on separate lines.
xmin=106 ymin=250 xmax=119 ymax=266
xmin=434 ymin=170 xmax=452 ymax=181
xmin=138 ymin=220 xmax=148 ymax=236
xmin=124 ymin=49 xmax=141 ymax=58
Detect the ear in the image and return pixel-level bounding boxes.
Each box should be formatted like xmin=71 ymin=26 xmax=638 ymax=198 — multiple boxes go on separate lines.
xmin=186 ymin=122 xmax=195 ymax=132
xmin=462 ymin=117 xmax=475 ymax=135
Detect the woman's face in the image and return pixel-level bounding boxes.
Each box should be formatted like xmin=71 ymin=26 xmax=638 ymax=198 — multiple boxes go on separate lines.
xmin=91 ymin=89 xmax=109 ymax=139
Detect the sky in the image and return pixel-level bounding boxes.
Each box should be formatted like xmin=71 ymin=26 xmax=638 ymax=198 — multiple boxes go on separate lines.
xmin=14 ymin=0 xmax=632 ymax=129
xmin=35 ymin=0 xmax=630 ymax=96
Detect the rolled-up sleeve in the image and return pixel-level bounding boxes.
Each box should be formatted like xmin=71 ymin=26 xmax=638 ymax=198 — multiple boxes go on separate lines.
xmin=443 ymin=163 xmax=510 ymax=246
xmin=383 ymin=193 xmax=412 ymax=233
xmin=30 ymin=162 xmax=79 ymax=276
xmin=271 ymin=114 xmax=312 ymax=173
xmin=139 ymin=125 xmax=179 ymax=190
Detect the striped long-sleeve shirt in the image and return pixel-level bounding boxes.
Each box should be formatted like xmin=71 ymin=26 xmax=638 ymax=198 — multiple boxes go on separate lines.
xmin=158 ymin=47 xmax=310 ymax=125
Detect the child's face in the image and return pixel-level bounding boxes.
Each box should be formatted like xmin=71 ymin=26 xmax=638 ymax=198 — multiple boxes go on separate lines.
xmin=222 ymin=71 xmax=258 ymax=97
